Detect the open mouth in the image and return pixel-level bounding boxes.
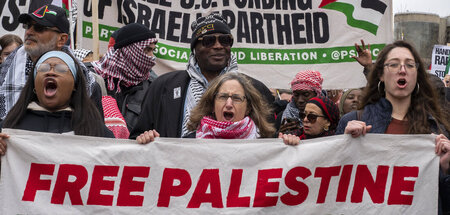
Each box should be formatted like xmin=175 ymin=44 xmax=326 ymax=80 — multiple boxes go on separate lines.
xmin=223 ymin=111 xmax=234 ymax=121
xmin=397 ymin=79 xmax=407 ymax=88
xmin=211 ymin=53 xmax=226 ymax=60
xmin=44 ymin=79 xmax=58 ymax=97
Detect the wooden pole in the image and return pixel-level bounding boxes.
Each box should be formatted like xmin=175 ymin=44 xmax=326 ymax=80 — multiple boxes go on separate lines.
xmin=92 ymin=0 xmax=99 ymax=60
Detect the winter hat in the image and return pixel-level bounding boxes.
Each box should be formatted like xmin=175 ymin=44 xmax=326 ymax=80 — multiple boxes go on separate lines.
xmin=190 ymin=13 xmax=232 ymax=51
xmin=18 ymin=5 xmax=69 ymax=34
xmin=290 ymin=70 xmax=323 ymax=95
xmin=114 ymin=23 xmax=156 ymax=50
xmin=307 ymin=95 xmax=340 ymax=131
xmin=108 ymin=28 xmax=121 ymax=49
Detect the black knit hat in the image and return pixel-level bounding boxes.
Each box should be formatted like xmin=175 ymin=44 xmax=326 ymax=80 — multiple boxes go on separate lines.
xmin=190 ymin=13 xmax=232 ymax=51
xmin=114 ymin=23 xmax=156 ymax=50
xmin=18 ymin=5 xmax=69 ymax=34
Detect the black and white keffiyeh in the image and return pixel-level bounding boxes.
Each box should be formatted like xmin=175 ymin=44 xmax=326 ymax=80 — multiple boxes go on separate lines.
xmin=181 ymin=53 xmax=238 ymax=137
xmin=281 ymin=100 xmax=303 ymax=127
xmin=73 ymin=48 xmax=92 ymax=62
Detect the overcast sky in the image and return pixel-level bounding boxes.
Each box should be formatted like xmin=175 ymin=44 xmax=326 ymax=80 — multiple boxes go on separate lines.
xmin=393 ymin=0 xmax=450 ymax=17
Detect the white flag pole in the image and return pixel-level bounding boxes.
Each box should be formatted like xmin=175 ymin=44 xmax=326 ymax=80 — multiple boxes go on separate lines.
xmin=92 ymin=0 xmax=99 ymax=60
xmin=68 ymin=0 xmax=75 ymax=49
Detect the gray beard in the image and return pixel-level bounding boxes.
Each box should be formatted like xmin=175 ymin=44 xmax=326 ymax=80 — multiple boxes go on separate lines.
xmin=25 ymin=37 xmax=58 ymax=60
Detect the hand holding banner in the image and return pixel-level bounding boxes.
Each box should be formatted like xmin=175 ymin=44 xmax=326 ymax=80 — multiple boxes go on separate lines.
xmin=0 ymin=129 xmax=438 ymax=214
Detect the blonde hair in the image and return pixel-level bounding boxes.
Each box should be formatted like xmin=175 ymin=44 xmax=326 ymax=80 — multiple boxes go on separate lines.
xmin=188 ymin=73 xmax=275 ymax=137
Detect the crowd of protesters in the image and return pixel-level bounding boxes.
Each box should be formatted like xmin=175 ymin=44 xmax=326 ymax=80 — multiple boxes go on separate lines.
xmin=0 ymin=4 xmax=449 ymax=213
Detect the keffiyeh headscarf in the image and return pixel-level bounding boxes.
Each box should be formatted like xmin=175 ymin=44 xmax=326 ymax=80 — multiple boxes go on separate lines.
xmin=196 ymin=116 xmax=259 ymax=139
xmin=291 ymin=70 xmax=323 ymax=95
xmin=91 ymin=38 xmax=157 ymax=92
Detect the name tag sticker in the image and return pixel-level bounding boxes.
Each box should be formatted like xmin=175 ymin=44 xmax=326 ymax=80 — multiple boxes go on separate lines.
xmin=174 ymin=87 xmax=181 ymax=99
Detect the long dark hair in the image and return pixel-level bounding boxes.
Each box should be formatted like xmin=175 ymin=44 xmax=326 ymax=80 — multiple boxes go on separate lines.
xmin=3 ymin=51 xmax=105 ymax=137
xmin=361 ymin=40 xmax=449 ymax=134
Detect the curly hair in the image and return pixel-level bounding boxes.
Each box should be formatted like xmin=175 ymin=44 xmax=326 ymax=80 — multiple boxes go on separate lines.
xmin=361 ymin=40 xmax=449 ymax=134
xmin=187 ymin=73 xmax=275 ymax=137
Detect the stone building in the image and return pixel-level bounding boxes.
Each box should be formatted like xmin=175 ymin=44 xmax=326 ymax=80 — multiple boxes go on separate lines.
xmin=394 ymin=13 xmax=449 ymax=67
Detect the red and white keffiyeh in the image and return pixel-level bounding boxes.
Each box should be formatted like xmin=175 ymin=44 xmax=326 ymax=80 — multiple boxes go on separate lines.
xmin=196 ymin=116 xmax=259 ymax=139
xmin=102 ymin=96 xmax=129 ymax=139
xmin=290 ymin=70 xmax=323 ymax=95
xmin=92 ymin=38 xmax=157 ymax=92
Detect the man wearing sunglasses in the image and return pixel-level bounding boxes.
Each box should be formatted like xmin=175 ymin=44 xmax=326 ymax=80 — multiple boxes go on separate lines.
xmin=0 ymin=5 xmax=102 ymax=120
xmin=131 ymin=13 xmax=273 ymax=138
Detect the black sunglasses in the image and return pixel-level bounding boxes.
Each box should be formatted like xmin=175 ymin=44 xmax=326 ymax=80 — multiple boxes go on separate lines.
xmin=198 ymin=34 xmax=233 ymax=48
xmin=299 ymin=112 xmax=326 ymax=123
xmin=23 ymin=23 xmax=62 ymax=33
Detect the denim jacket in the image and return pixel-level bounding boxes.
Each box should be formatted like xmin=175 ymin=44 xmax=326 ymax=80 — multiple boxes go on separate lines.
xmin=336 ymin=97 xmax=449 ymax=214
xmin=336 ymin=97 xmax=447 ymax=136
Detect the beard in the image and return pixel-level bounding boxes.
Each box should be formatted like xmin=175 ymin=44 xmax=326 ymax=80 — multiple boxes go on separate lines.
xmin=24 ymin=36 xmax=58 ymax=60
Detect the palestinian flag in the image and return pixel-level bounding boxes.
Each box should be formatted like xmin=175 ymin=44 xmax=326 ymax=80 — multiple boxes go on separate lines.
xmin=48 ymin=0 xmax=70 ymax=16
xmin=32 ymin=5 xmax=57 ymax=18
xmin=319 ymin=0 xmax=387 ymax=35
xmin=61 ymin=0 xmax=70 ymax=17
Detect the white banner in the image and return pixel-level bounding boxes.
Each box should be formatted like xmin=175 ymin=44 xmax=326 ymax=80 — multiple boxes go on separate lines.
xmin=1 ymin=1 xmax=393 ymax=89
xmin=74 ymin=0 xmax=393 ymax=89
xmin=0 ymin=129 xmax=438 ymax=214
xmin=430 ymin=45 xmax=450 ymax=80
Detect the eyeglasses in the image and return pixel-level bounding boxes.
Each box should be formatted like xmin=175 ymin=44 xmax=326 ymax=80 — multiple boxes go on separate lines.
xmin=299 ymin=112 xmax=326 ymax=123
xmin=23 ymin=23 xmax=62 ymax=33
xmin=215 ymin=93 xmax=246 ymax=104
xmin=37 ymin=63 xmax=70 ymax=74
xmin=198 ymin=34 xmax=233 ymax=48
xmin=384 ymin=62 xmax=419 ymax=72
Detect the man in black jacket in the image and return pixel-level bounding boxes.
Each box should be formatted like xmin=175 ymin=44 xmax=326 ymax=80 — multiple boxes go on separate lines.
xmin=130 ymin=13 xmax=274 ymax=138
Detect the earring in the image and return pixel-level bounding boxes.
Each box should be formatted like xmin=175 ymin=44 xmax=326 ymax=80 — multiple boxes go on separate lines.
xmin=324 ymin=124 xmax=329 ymax=131
xmin=33 ymin=88 xmax=36 ymax=94
xmin=415 ymin=83 xmax=420 ymax=95
xmin=377 ymin=81 xmax=384 ymax=95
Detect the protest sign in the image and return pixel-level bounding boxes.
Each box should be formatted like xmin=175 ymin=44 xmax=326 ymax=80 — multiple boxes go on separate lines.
xmin=74 ymin=0 xmax=393 ymax=89
xmin=0 ymin=0 xmax=393 ymax=89
xmin=0 ymin=129 xmax=438 ymax=214
xmin=430 ymin=45 xmax=450 ymax=79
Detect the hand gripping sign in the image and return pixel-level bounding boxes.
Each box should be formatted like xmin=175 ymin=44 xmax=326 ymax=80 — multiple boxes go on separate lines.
xmin=0 ymin=129 xmax=438 ymax=214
